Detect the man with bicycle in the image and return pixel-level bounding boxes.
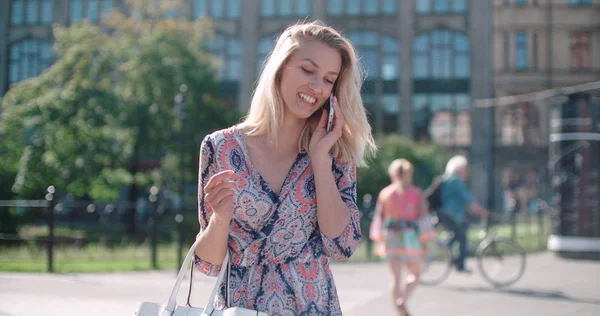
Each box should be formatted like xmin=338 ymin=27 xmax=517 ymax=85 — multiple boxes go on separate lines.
xmin=436 ymin=155 xmax=489 ymax=273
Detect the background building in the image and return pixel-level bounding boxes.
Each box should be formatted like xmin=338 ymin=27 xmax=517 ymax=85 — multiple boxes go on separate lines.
xmin=492 ymin=0 xmax=600 ymax=210
xmin=2 ymin=0 xmax=598 ymax=209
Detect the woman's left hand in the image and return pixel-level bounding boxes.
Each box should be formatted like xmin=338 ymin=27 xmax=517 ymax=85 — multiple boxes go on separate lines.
xmin=309 ymin=96 xmax=345 ymax=163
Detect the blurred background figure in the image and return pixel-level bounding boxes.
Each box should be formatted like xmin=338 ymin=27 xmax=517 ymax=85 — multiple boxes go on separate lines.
xmin=370 ymin=159 xmax=435 ymax=316
xmin=437 ymin=155 xmax=489 ymax=273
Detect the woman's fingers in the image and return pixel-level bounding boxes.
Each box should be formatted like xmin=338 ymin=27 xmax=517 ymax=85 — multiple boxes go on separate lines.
xmin=317 ymin=107 xmax=328 ymax=129
xmin=209 ymin=187 xmax=235 ymax=206
xmin=206 ymin=180 xmax=236 ymax=195
xmin=204 ymin=170 xmax=234 ymax=191
xmin=216 ymin=195 xmax=235 ymax=209
xmin=332 ymin=96 xmax=346 ymax=135
xmin=206 ymin=181 xmax=236 ymax=203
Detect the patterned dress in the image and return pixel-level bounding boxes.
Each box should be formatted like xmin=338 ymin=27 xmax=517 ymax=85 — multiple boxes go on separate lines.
xmin=370 ymin=186 xmax=435 ymax=261
xmin=194 ymin=126 xmax=361 ymax=315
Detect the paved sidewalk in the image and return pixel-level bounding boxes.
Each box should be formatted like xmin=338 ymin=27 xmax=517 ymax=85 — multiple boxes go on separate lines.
xmin=0 ymin=252 xmax=598 ymax=315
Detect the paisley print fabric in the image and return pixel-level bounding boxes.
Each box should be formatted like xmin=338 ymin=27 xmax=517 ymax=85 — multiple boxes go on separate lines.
xmin=194 ymin=126 xmax=361 ymax=315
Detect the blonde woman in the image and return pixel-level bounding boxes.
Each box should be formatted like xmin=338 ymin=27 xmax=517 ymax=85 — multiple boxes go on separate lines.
xmin=193 ymin=21 xmax=376 ymax=315
xmin=371 ymin=159 xmax=435 ymax=316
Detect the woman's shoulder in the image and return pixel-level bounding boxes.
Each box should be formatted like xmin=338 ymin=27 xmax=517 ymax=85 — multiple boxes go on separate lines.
xmin=408 ymin=185 xmax=422 ymax=195
xmin=203 ymin=125 xmax=240 ymax=147
xmin=379 ymin=185 xmax=396 ymax=200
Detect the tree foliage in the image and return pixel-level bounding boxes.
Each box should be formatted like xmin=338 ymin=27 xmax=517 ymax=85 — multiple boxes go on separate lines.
xmin=357 ymin=134 xmax=454 ymax=204
xmin=0 ymin=8 xmax=240 ymax=202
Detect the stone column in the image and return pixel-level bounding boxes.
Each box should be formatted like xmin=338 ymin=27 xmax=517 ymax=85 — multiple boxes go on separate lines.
xmin=398 ymin=0 xmax=414 ymax=137
xmin=238 ymin=0 xmax=260 ymax=110
xmin=469 ymin=0 xmax=494 ymax=207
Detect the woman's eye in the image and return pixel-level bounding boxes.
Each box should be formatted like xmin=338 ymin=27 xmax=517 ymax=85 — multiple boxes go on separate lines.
xmin=301 ymin=67 xmax=313 ymax=74
xmin=325 ymin=79 xmax=335 ymax=85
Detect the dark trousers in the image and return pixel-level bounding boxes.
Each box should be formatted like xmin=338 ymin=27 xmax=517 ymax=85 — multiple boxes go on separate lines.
xmin=437 ymin=212 xmax=469 ymax=270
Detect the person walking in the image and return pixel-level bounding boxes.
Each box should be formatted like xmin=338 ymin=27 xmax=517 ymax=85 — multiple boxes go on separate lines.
xmin=370 ymin=159 xmax=435 ymax=316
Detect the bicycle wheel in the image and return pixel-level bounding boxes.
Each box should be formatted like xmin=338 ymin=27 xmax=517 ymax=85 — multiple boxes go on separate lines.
xmin=419 ymin=238 xmax=453 ymax=286
xmin=477 ymin=237 xmax=527 ymax=288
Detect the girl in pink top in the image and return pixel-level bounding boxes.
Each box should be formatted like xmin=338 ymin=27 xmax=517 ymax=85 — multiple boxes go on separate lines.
xmin=370 ymin=159 xmax=435 ymax=316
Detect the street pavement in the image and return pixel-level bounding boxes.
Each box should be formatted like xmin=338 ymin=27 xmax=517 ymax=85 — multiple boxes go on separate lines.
xmin=0 ymin=252 xmax=598 ymax=315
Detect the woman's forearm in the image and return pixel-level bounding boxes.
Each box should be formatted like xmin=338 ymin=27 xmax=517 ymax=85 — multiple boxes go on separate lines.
xmin=194 ymin=215 xmax=230 ymax=265
xmin=312 ymin=157 xmax=351 ymax=238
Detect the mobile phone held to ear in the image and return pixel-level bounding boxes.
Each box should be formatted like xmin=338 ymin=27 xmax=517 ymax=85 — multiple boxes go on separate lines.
xmin=326 ymin=93 xmax=335 ymax=133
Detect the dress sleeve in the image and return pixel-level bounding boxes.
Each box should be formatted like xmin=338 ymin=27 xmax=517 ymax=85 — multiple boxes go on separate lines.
xmin=320 ymin=158 xmax=362 ymax=261
xmin=193 ymin=134 xmax=222 ymax=277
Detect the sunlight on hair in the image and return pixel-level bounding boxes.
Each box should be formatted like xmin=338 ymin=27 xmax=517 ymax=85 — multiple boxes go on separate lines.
xmin=239 ymin=20 xmax=377 ymax=167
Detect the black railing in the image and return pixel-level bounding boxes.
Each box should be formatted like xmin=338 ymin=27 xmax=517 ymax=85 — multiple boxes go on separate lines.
xmin=0 ymin=187 xmax=552 ymax=272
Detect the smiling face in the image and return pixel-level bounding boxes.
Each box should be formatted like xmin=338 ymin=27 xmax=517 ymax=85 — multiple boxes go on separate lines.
xmin=279 ymin=40 xmax=342 ymax=121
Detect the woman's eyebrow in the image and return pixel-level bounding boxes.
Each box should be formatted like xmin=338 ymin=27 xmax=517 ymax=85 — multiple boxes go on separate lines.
xmin=302 ymin=58 xmax=339 ymax=76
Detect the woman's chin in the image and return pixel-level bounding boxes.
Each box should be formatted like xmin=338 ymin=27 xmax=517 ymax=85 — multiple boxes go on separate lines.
xmin=288 ymin=105 xmax=319 ymax=121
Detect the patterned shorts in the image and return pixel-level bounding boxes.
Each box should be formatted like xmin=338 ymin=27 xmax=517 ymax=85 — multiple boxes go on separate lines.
xmin=381 ymin=228 xmax=424 ymax=262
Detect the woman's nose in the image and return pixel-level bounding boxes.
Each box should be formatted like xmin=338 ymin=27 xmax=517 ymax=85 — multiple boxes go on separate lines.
xmin=308 ymin=78 xmax=324 ymax=94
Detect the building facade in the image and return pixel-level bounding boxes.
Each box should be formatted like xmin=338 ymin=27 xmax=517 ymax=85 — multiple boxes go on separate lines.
xmin=492 ymin=0 xmax=600 ymax=210
xmin=20 ymin=0 xmax=600 ymax=208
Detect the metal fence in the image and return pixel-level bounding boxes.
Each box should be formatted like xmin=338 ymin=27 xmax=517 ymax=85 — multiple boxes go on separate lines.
xmin=0 ymin=185 xmax=552 ymax=273
xmin=0 ymin=185 xmax=195 ymax=273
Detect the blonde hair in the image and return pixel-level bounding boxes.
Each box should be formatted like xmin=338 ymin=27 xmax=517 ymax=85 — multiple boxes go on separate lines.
xmin=238 ymin=20 xmax=376 ymax=167
xmin=445 ymin=155 xmax=468 ymax=175
xmin=388 ymin=159 xmax=413 ymax=179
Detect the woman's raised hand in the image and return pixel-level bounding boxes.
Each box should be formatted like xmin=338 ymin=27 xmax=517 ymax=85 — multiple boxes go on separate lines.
xmin=203 ymin=170 xmax=237 ymax=223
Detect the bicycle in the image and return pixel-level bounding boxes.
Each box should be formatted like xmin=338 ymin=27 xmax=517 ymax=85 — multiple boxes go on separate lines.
xmin=419 ymin=213 xmax=527 ymax=288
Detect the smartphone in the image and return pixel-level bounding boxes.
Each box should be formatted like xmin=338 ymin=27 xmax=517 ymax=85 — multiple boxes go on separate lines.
xmin=326 ymin=93 xmax=335 ymax=133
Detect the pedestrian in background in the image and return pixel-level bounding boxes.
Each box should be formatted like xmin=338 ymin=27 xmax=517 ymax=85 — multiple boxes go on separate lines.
xmin=370 ymin=159 xmax=435 ymax=316
xmin=437 ymin=155 xmax=489 ymax=273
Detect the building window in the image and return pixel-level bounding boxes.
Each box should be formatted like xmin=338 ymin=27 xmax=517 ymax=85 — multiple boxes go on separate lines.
xmin=207 ymin=35 xmax=242 ymax=81
xmin=257 ymin=35 xmax=277 ymax=76
xmin=413 ymin=29 xmax=470 ymax=79
xmin=500 ymin=103 xmax=541 ymax=146
xmin=569 ymin=0 xmax=591 ymax=6
xmin=261 ymin=0 xmax=310 ymax=17
xmin=193 ymin=0 xmax=241 ymax=20
xmin=11 ymin=0 xmax=24 ymax=25
xmin=328 ymin=0 xmax=396 ymax=16
xmin=348 ymin=31 xmax=400 ymax=133
xmin=348 ymin=31 xmax=400 ymax=81
xmin=515 ymin=0 xmax=527 ymax=5
xmin=11 ymin=0 xmax=53 ymax=26
xmin=413 ymin=93 xmax=471 ymax=146
xmin=413 ymin=29 xmax=471 ymax=146
xmin=9 ymin=39 xmax=53 ymax=85
xmin=570 ymin=32 xmax=591 ymax=70
xmin=70 ymin=0 xmax=114 ymax=23
xmin=515 ymin=31 xmax=527 ymax=70
xmin=416 ymin=0 xmax=466 ymax=14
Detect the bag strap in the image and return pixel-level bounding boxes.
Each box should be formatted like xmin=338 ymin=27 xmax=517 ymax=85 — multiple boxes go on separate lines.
xmin=187 ymin=248 xmax=232 ymax=309
xmin=161 ymin=238 xmax=231 ymax=315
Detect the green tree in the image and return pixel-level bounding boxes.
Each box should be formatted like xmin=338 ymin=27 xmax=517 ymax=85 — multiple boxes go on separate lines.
xmin=0 ymin=7 xmax=240 ymax=233
xmin=357 ymin=134 xmax=454 ymax=204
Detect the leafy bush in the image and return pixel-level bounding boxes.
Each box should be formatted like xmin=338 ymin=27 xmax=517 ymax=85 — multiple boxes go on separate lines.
xmin=357 ymin=134 xmax=454 ymax=204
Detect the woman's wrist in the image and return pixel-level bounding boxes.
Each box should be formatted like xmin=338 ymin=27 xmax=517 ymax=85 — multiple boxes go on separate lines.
xmin=309 ymin=152 xmax=331 ymax=171
xmin=210 ymin=213 xmax=232 ymax=229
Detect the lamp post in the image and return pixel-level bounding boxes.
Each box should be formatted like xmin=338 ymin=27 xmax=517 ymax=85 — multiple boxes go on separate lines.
xmin=175 ymin=84 xmax=188 ymax=266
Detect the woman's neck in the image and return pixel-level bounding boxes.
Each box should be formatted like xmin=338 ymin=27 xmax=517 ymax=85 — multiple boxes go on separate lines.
xmin=393 ymin=181 xmax=411 ymax=191
xmin=274 ymin=113 xmax=305 ymax=154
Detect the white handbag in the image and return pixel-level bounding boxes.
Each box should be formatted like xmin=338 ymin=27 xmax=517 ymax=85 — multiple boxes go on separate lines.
xmin=135 ymin=239 xmax=267 ymax=316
